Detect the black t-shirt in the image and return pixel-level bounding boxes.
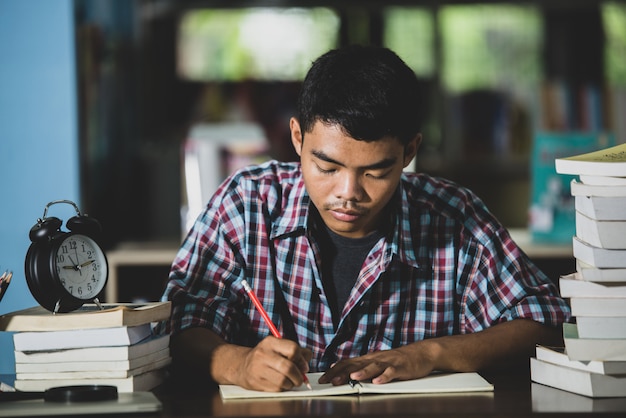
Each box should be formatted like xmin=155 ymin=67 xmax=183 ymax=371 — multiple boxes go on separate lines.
xmin=317 ymin=223 xmax=385 ymax=327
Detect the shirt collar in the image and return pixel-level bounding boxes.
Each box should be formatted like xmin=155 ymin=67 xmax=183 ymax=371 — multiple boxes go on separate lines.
xmin=270 ymin=171 xmax=420 ymax=269
xmin=387 ymin=176 xmax=421 ymax=269
xmin=270 ymin=168 xmax=310 ymax=239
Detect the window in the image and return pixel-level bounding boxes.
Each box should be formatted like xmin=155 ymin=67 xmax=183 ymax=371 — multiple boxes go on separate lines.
xmin=177 ymin=8 xmax=339 ymax=81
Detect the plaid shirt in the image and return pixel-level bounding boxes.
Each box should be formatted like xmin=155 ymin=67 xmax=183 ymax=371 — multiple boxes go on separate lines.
xmin=161 ymin=161 xmax=571 ymax=372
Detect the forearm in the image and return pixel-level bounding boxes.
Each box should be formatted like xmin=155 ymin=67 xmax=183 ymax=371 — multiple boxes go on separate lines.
xmin=424 ymin=319 xmax=563 ymax=372
xmin=170 ymin=327 xmax=313 ymax=391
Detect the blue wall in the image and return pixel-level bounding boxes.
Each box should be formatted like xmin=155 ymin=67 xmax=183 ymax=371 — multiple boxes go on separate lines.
xmin=0 ymin=0 xmax=79 ymax=374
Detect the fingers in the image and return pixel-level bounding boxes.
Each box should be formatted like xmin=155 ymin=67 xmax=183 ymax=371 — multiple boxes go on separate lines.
xmin=241 ymin=336 xmax=312 ymax=391
xmin=319 ymin=348 xmax=432 ymax=386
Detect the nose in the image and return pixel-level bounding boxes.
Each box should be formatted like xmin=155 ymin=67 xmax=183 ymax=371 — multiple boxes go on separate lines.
xmin=335 ymin=171 xmax=363 ymax=201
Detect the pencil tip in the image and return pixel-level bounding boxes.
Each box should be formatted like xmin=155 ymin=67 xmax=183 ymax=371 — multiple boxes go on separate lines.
xmin=306 ymin=382 xmax=313 ymax=391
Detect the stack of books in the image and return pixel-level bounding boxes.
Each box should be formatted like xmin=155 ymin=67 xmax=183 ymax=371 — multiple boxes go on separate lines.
xmin=0 ymin=301 xmax=171 ymax=392
xmin=531 ymin=142 xmax=626 ymax=397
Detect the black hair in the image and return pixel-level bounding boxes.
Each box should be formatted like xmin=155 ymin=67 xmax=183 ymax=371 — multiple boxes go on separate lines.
xmin=296 ymin=45 xmax=422 ymax=146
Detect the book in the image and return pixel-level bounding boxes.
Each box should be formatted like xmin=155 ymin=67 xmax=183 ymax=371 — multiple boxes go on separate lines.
xmin=575 ymin=316 xmax=626 ymax=339
xmin=0 ymin=302 xmax=171 ymax=332
xmin=575 ymin=195 xmax=626 ymax=221
xmin=559 ymin=273 xmax=626 ymax=297
xmin=15 ymin=347 xmax=170 ymax=373
xmin=563 ymin=323 xmax=626 ymax=361
xmin=555 ymin=142 xmax=626 ymax=177
xmin=218 ymin=371 xmax=494 ymax=400
xmin=15 ymin=356 xmax=171 ymax=380
xmin=13 ymin=368 xmax=166 ymax=393
xmin=579 ymin=174 xmax=626 ymax=186
xmin=14 ymin=334 xmax=170 ymax=364
xmin=13 ymin=324 xmax=152 ymax=351
xmin=529 ymin=132 xmax=615 ymax=244
xmin=575 ymin=211 xmax=626 ymax=249
xmin=536 ymin=345 xmax=626 ymax=375
xmin=570 ymin=297 xmax=626 ymax=316
xmin=576 ymin=260 xmax=626 ymax=282
xmin=530 ymin=357 xmax=626 ymax=398
xmin=572 ymin=237 xmax=626 ymax=268
xmin=570 ymin=179 xmax=626 ymax=197
xmin=532 ymin=382 xmax=626 ymax=413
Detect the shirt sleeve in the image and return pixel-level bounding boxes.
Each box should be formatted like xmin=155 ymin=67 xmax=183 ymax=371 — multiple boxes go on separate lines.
xmin=159 ymin=181 xmax=249 ymax=340
xmin=457 ymin=220 xmax=571 ymax=334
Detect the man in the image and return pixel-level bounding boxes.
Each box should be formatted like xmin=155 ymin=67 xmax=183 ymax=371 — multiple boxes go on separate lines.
xmin=160 ymin=45 xmax=571 ymax=392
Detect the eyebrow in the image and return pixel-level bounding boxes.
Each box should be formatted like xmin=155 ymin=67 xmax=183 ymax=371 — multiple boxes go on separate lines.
xmin=311 ymin=149 xmax=397 ymax=170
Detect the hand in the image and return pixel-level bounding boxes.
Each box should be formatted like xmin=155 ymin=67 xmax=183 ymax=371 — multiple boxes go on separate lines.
xmin=319 ymin=343 xmax=437 ymax=386
xmin=232 ymin=336 xmax=313 ymax=392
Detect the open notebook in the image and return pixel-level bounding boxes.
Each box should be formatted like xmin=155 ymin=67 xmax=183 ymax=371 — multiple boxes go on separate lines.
xmin=219 ymin=371 xmax=494 ymax=400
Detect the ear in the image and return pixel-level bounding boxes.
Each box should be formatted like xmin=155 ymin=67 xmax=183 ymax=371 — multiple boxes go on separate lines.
xmin=290 ymin=117 xmax=304 ymax=157
xmin=403 ymin=134 xmax=422 ymax=168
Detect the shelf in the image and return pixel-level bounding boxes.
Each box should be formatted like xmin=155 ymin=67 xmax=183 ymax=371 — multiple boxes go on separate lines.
xmin=508 ymin=228 xmax=572 ymax=259
xmin=105 ymin=241 xmax=180 ymax=303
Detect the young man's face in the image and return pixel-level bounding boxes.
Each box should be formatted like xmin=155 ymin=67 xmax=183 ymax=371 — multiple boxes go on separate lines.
xmin=290 ymin=118 xmax=418 ymax=239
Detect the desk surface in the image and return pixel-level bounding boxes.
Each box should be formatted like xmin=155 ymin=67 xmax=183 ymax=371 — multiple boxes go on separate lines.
xmin=144 ymin=368 xmax=626 ymax=418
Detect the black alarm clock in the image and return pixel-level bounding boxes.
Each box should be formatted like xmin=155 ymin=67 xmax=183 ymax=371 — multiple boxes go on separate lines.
xmin=25 ymin=200 xmax=108 ymax=313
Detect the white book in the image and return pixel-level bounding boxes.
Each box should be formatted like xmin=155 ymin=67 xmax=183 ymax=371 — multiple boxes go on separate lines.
xmin=575 ymin=195 xmax=626 ymax=221
xmin=15 ymin=356 xmax=171 ymax=380
xmin=575 ymin=316 xmax=626 ymax=339
xmin=219 ymin=372 xmax=493 ymax=400
xmin=570 ymin=297 xmax=626 ymax=316
xmin=564 ymin=323 xmax=626 ymax=361
xmin=0 ymin=302 xmax=171 ymax=332
xmin=13 ymin=324 xmax=152 ymax=352
xmin=580 ymin=174 xmax=626 ymax=186
xmin=555 ymin=143 xmax=626 ymax=177
xmin=570 ymin=179 xmax=626 ymax=197
xmin=576 ymin=211 xmax=626 ymax=249
xmin=13 ymin=368 xmax=165 ymax=393
xmin=559 ymin=273 xmax=626 ymax=298
xmin=576 ymin=260 xmax=626 ymax=282
xmin=15 ymin=334 xmax=170 ymax=364
xmin=530 ymin=357 xmax=626 ymax=398
xmin=572 ymin=237 xmax=626 ymax=268
xmin=536 ymin=345 xmax=626 ymax=375
xmin=15 ymin=348 xmax=170 ymax=373
xmin=532 ymin=382 xmax=626 ymax=413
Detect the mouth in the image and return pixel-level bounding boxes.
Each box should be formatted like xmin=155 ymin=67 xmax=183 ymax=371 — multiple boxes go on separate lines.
xmin=329 ymin=208 xmax=363 ymax=223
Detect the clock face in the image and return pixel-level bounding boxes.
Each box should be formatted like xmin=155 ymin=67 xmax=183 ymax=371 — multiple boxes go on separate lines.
xmin=54 ymin=234 xmax=108 ymax=300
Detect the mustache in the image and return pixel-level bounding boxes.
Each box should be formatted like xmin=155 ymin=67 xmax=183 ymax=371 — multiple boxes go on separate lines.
xmin=323 ymin=201 xmax=367 ymax=214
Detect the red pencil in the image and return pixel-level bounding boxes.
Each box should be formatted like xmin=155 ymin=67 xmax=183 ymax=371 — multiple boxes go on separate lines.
xmin=242 ymin=279 xmax=312 ymax=390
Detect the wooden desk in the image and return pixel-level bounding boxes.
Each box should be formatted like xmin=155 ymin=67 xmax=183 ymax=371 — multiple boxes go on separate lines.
xmin=144 ymin=368 xmax=626 ymax=417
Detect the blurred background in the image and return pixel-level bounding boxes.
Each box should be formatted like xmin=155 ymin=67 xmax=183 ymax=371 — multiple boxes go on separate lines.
xmin=2 ymin=0 xmax=626 ymax=311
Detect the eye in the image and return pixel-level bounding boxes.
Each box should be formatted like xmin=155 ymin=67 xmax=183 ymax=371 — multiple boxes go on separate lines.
xmin=315 ymin=163 xmax=336 ymax=175
xmin=366 ymin=170 xmax=391 ymax=179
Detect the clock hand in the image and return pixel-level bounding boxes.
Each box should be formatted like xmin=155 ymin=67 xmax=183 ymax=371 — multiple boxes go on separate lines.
xmin=80 ymin=260 xmax=95 ymax=267
xmin=67 ymin=256 xmax=80 ymax=271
